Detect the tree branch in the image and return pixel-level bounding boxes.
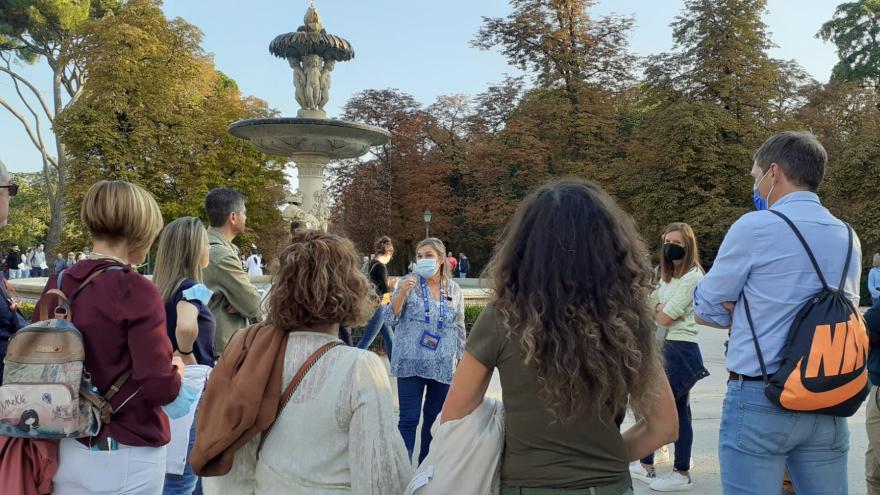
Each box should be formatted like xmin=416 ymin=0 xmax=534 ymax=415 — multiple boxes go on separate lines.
xmin=0 ymin=53 xmax=54 ymax=121
xmin=0 ymin=96 xmax=60 ymax=171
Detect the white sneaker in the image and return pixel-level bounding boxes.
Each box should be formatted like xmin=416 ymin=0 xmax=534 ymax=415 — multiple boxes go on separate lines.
xmin=649 ymin=470 xmax=694 ymax=492
xmin=629 ymin=461 xmax=657 ymax=483
xmin=654 ymin=445 xmax=671 ymax=465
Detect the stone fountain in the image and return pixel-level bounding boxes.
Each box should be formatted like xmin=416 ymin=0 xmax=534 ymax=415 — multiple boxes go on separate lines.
xmin=228 ymin=2 xmax=390 ymax=230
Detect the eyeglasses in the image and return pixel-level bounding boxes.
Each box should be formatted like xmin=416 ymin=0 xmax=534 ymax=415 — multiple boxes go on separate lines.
xmin=0 ymin=183 xmax=19 ymax=197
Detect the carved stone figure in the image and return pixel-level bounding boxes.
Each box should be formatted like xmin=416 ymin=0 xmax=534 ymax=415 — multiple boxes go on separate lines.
xmin=318 ymin=59 xmax=335 ymax=109
xmin=289 ymin=57 xmax=306 ymax=109
xmin=302 ymin=55 xmax=322 ymax=111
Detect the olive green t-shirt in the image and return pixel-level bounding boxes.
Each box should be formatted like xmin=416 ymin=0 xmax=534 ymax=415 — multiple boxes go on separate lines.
xmin=466 ymin=304 xmax=630 ymax=489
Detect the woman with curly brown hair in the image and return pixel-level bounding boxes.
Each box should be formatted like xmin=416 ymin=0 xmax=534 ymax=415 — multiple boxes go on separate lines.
xmin=441 ymin=179 xmax=678 ymax=494
xmin=198 ymin=230 xmax=411 ymax=495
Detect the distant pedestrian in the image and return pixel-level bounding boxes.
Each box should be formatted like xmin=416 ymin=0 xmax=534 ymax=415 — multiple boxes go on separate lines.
xmin=5 ymin=244 xmax=21 ymax=279
xmin=357 ymin=236 xmax=396 ymax=358
xmin=31 ymin=244 xmax=46 ymax=277
xmin=21 ymin=246 xmax=33 ymax=278
xmin=53 ymin=253 xmax=66 ymax=274
xmin=870 ymin=253 xmax=880 ymax=307
xmin=458 ymin=252 xmax=470 ymax=279
xmin=66 ymin=252 xmax=76 ymax=267
xmin=446 ymin=251 xmax=458 ymax=276
xmin=245 ymin=247 xmax=263 ymax=276
xmin=864 ymin=297 xmax=880 ymax=494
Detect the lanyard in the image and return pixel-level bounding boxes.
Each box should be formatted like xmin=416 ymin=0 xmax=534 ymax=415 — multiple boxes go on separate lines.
xmin=419 ymin=276 xmax=445 ymax=330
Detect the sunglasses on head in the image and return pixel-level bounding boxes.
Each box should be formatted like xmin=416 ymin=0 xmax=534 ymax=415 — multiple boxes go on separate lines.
xmin=0 ymin=183 xmax=18 ymax=197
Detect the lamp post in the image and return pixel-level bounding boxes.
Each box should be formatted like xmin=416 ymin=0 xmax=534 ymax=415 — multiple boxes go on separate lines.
xmin=423 ymin=209 xmax=432 ymax=239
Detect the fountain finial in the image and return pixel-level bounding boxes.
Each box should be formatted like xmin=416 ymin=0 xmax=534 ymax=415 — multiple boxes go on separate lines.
xmin=269 ymin=4 xmax=354 ymax=118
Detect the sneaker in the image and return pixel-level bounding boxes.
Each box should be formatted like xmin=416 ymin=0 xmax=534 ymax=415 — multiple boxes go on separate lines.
xmin=629 ymin=461 xmax=657 ymax=483
xmin=649 ymin=470 xmax=694 ymax=492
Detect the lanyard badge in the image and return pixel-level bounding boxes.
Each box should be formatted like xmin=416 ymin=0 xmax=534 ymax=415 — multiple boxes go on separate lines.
xmin=419 ymin=277 xmax=445 ymax=330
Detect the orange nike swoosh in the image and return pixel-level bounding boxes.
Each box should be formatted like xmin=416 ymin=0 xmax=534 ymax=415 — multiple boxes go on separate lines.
xmin=780 ymin=357 xmax=867 ymax=411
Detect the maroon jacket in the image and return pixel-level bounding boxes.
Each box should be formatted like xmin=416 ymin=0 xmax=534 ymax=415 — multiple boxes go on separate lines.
xmin=33 ymin=260 xmax=181 ymax=447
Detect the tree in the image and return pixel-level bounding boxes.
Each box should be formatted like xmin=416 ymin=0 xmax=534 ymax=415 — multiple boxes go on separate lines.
xmin=0 ymin=0 xmax=123 ymax=254
xmin=619 ymin=0 xmax=810 ymax=261
xmin=818 ymin=1 xmax=880 ymax=90
xmin=56 ymin=0 xmax=286 ymax=261
xmin=0 ymin=172 xmax=51 ymax=250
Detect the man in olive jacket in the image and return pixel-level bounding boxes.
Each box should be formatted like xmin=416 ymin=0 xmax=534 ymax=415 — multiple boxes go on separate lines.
xmin=203 ymin=188 xmax=262 ymax=357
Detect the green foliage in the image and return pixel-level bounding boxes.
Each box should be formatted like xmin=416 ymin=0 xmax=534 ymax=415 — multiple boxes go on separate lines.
xmin=0 ymin=172 xmax=51 ymax=251
xmin=57 ymin=0 xmax=286 ymax=260
xmin=818 ymin=0 xmax=880 ymax=88
xmin=464 ymin=304 xmax=485 ymax=332
xmin=18 ymin=301 xmax=35 ymax=321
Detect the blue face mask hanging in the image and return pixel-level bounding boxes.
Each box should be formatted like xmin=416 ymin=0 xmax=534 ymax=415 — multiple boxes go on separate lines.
xmin=414 ymin=259 xmax=438 ymax=278
xmin=752 ymin=168 xmax=774 ymax=211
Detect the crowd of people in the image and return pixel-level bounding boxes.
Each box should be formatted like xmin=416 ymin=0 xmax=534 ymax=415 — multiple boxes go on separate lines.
xmin=0 ymin=130 xmax=876 ymax=495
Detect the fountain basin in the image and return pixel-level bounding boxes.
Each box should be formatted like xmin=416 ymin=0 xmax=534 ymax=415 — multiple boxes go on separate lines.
xmin=228 ymin=118 xmax=390 ymax=158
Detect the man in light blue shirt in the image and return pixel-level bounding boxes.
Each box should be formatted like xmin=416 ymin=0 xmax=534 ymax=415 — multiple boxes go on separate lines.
xmin=694 ymin=131 xmax=861 ymax=494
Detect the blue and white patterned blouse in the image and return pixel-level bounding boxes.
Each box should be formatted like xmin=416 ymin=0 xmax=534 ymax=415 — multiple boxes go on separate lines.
xmin=383 ymin=275 xmax=466 ymax=384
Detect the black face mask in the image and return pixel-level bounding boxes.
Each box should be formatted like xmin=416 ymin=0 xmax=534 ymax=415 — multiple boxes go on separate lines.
xmin=663 ymin=243 xmax=686 ymax=262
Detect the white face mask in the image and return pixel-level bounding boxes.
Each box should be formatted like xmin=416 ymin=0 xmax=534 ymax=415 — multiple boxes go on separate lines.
xmin=414 ymin=259 xmax=438 ymax=278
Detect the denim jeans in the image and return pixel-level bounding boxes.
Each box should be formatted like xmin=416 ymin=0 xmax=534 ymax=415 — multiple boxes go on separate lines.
xmin=8 ymin=269 xmax=20 ymax=280
xmin=642 ymin=391 xmax=693 ymax=471
xmin=357 ymin=306 xmax=393 ymax=360
xmin=719 ymin=379 xmax=849 ymax=494
xmin=397 ymin=376 xmax=450 ymax=465
xmin=866 ymin=386 xmax=880 ymax=495
xmin=163 ymin=403 xmax=202 ymax=495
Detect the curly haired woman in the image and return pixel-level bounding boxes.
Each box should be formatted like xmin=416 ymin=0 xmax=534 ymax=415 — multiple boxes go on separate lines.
xmin=441 ymin=179 xmax=678 ymax=494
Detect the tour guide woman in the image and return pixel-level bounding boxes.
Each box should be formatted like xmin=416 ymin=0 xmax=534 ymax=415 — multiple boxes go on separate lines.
xmin=385 ymin=237 xmax=466 ymax=464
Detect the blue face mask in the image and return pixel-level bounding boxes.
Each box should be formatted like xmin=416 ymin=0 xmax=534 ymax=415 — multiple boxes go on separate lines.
xmin=414 ymin=259 xmax=438 ymax=278
xmin=162 ymin=381 xmax=199 ymax=420
xmin=752 ymin=168 xmax=774 ymax=211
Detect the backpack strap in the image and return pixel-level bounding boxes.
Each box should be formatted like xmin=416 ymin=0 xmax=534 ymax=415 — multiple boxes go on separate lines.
xmin=41 ymin=265 xmax=126 ymax=321
xmin=768 ymin=210 xmax=830 ymax=290
xmin=837 ymin=224 xmax=854 ymax=296
xmin=256 ymin=340 xmax=342 ymax=459
xmin=741 ymin=294 xmax=770 ymax=384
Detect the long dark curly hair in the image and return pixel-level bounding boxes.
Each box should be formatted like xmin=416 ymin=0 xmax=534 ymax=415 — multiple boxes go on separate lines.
xmin=486 ymin=179 xmax=662 ymax=422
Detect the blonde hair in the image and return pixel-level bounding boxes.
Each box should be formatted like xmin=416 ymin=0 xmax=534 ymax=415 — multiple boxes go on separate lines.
xmin=154 ymin=217 xmax=209 ymax=302
xmin=874 ymin=253 xmax=880 ymax=268
xmin=659 ymin=222 xmax=703 ymax=283
xmin=81 ymin=181 xmax=164 ymax=256
xmin=416 ymin=238 xmax=451 ymax=280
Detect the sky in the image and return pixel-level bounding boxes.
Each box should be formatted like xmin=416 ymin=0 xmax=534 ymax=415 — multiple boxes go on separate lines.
xmin=0 ymin=0 xmax=841 ymax=174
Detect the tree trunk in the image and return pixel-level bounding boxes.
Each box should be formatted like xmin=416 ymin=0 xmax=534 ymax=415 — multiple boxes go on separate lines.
xmin=45 ymin=68 xmax=67 ymax=256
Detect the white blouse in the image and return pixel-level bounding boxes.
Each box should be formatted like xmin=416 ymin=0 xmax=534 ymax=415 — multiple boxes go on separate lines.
xmin=204 ymin=332 xmax=412 ymax=495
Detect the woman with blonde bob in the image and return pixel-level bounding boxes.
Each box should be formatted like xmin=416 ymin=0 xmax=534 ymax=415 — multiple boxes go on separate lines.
xmin=385 ymin=237 xmax=466 ymax=464
xmin=202 ymin=230 xmax=411 ymax=495
xmin=154 ymin=217 xmax=216 ymax=494
xmin=629 ymin=222 xmax=708 ymax=491
xmin=441 ymin=179 xmax=677 ymax=494
xmin=34 ymin=180 xmax=184 ymax=494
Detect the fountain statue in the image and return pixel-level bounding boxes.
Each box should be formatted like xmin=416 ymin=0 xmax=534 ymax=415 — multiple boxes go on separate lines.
xmin=229 ymin=2 xmax=390 ymax=227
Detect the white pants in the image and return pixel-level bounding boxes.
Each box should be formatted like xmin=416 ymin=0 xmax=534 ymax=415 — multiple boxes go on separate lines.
xmin=53 ymin=438 xmax=166 ymax=495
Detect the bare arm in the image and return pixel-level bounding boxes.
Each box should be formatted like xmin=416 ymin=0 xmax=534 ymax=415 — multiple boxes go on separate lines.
xmin=622 ymin=373 xmax=678 ymax=461
xmin=440 ymin=352 xmax=492 ymax=423
xmin=174 ymin=301 xmax=199 ymax=365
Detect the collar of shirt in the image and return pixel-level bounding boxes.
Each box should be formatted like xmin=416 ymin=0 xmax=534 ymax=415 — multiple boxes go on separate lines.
xmin=769 ymin=190 xmax=820 ymax=210
xmin=208 ymin=228 xmax=239 ymax=255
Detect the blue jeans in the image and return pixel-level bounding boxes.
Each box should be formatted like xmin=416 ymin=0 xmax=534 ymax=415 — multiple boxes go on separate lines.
xmin=397 ymin=376 xmax=450 ymax=465
xmin=719 ymin=379 xmax=849 ymax=494
xmin=643 ymin=391 xmax=693 ymax=471
xmin=357 ymin=306 xmax=393 ymax=359
xmin=163 ymin=404 xmax=202 ymax=495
